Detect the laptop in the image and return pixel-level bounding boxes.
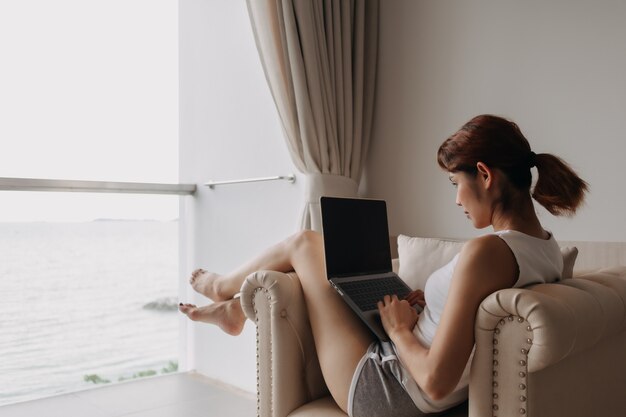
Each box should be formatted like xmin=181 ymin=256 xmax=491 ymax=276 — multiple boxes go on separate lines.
xmin=320 ymin=196 xmax=419 ymax=341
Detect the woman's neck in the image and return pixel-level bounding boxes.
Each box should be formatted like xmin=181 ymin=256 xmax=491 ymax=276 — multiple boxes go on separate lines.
xmin=491 ymin=198 xmax=548 ymax=239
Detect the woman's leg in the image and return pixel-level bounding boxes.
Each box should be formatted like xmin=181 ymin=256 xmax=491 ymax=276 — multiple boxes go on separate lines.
xmin=184 ymin=230 xmax=375 ymax=412
xmin=190 ymin=233 xmax=302 ymax=301
xmin=287 ymin=231 xmax=375 ymax=412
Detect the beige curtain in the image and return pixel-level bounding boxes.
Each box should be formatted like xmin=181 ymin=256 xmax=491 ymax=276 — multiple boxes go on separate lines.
xmin=246 ymin=0 xmax=379 ymax=231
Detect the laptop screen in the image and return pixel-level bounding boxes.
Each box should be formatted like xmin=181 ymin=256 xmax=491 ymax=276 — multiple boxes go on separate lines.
xmin=320 ymin=197 xmax=392 ymax=278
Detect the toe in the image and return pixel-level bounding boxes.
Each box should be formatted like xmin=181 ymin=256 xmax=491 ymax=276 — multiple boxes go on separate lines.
xmin=178 ymin=303 xmax=196 ymax=313
xmin=190 ymin=269 xmax=204 ymax=283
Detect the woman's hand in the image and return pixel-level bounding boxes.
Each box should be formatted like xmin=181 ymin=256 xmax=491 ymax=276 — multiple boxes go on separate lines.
xmin=404 ymin=289 xmax=426 ymax=308
xmin=377 ymin=294 xmax=419 ymax=339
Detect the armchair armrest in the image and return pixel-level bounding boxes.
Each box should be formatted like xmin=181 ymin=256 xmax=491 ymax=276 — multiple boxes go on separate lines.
xmin=469 ymin=268 xmax=626 ymax=417
xmin=240 ymin=270 xmax=329 ymax=417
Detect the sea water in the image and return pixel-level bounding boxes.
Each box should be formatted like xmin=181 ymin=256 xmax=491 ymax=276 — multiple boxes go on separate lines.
xmin=0 ymin=221 xmax=179 ymax=406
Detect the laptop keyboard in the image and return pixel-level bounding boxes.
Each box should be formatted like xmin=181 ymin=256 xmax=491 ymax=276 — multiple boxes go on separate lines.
xmin=336 ymin=278 xmax=410 ymax=311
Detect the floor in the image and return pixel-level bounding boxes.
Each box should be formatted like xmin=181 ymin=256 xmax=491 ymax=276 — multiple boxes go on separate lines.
xmin=0 ymin=372 xmax=256 ymax=417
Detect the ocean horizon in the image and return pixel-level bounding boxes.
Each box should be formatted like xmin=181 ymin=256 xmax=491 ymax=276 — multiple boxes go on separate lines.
xmin=0 ymin=220 xmax=179 ymax=406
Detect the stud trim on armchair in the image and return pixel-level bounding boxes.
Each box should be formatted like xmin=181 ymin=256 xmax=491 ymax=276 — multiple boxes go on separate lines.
xmin=491 ymin=316 xmax=532 ymax=416
xmin=252 ymin=287 xmax=274 ymax=417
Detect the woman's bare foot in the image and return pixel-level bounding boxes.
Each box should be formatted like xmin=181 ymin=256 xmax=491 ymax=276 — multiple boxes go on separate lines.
xmin=178 ymin=299 xmax=246 ymax=336
xmin=189 ymin=269 xmax=227 ymax=301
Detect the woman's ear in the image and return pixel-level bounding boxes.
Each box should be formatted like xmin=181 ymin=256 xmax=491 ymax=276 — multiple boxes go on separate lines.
xmin=475 ymin=162 xmax=493 ymax=189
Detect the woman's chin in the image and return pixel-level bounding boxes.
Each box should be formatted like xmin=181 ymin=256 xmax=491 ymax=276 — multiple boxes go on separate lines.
xmin=470 ymin=219 xmax=490 ymax=229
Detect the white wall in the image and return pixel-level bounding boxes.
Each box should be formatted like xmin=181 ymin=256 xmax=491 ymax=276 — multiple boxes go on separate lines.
xmin=179 ymin=0 xmax=303 ymax=392
xmin=364 ymin=0 xmax=626 ymax=242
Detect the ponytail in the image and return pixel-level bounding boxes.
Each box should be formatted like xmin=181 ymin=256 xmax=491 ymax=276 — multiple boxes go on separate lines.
xmin=532 ymin=153 xmax=588 ymax=216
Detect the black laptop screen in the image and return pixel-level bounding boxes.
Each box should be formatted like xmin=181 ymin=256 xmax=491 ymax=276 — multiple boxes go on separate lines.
xmin=320 ymin=197 xmax=392 ymax=278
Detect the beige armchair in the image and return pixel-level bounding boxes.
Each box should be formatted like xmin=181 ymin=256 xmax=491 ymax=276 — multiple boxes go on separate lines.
xmin=240 ymin=240 xmax=626 ymax=417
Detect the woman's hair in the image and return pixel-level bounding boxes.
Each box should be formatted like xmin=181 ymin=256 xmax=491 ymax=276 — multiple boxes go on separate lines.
xmin=437 ymin=114 xmax=588 ymax=216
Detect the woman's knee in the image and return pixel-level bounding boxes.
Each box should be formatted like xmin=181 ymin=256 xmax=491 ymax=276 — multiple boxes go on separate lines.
xmin=288 ymin=230 xmax=323 ymax=258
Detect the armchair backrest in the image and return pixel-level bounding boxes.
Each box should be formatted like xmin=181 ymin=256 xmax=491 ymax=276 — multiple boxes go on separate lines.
xmin=559 ymin=240 xmax=626 ymax=272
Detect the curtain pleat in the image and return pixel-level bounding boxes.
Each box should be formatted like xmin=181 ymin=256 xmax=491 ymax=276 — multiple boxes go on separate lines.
xmin=246 ymin=0 xmax=379 ymax=230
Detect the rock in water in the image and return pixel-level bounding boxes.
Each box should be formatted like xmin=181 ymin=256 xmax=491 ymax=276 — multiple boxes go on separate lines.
xmin=143 ymin=296 xmax=178 ymax=311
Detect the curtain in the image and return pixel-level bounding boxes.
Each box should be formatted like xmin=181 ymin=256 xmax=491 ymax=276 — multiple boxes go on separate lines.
xmin=246 ymin=0 xmax=379 ymax=231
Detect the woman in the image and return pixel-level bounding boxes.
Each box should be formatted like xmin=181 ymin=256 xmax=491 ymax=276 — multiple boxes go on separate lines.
xmin=179 ymin=114 xmax=588 ymax=416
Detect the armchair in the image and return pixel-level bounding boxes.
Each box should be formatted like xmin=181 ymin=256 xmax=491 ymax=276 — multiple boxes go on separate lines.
xmin=240 ymin=239 xmax=626 ymax=417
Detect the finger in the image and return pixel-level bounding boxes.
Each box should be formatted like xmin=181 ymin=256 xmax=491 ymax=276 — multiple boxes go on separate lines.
xmin=409 ymin=290 xmax=422 ymax=301
xmin=417 ymin=300 xmax=426 ymax=308
xmin=383 ymin=294 xmax=391 ymax=304
xmin=406 ymin=294 xmax=419 ymax=304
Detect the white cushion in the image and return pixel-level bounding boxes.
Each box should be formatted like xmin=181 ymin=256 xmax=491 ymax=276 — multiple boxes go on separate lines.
xmin=397 ymin=235 xmax=578 ymax=290
xmin=397 ymin=235 xmax=464 ymax=290
xmin=560 ymin=246 xmax=578 ymax=279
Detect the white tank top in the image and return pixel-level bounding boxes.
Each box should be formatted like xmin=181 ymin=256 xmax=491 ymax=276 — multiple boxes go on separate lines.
xmin=397 ymin=230 xmax=563 ymax=413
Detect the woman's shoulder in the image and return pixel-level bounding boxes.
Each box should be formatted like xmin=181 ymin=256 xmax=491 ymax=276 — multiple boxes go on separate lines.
xmin=456 ymin=234 xmax=518 ymax=287
xmin=462 ymin=234 xmax=511 ymax=255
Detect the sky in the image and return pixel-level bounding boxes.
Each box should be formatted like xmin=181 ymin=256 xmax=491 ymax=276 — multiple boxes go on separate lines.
xmin=0 ymin=0 xmax=179 ymax=221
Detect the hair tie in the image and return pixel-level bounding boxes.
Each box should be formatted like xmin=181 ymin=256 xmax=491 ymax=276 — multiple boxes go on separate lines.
xmin=528 ymin=151 xmax=537 ymax=168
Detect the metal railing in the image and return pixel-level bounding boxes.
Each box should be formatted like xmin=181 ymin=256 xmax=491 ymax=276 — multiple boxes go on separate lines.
xmin=204 ymin=174 xmax=296 ymax=189
xmin=0 ymin=174 xmax=297 ymax=194
xmin=0 ymin=177 xmax=196 ymax=195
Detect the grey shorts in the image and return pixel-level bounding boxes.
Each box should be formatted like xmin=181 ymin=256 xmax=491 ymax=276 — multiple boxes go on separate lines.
xmin=348 ymin=342 xmax=427 ymax=417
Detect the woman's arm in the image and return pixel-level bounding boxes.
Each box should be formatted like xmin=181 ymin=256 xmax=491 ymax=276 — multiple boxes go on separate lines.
xmin=378 ymin=235 xmax=517 ymax=400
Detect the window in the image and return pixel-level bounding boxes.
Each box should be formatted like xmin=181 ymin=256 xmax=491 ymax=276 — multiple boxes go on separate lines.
xmin=0 ymin=0 xmax=181 ymax=405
